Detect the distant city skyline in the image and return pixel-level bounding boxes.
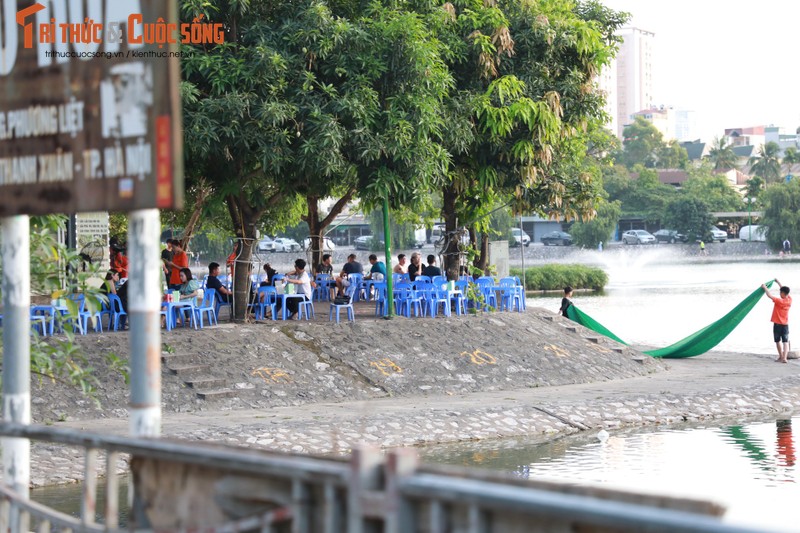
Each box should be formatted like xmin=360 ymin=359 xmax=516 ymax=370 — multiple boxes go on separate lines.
xmin=600 ymin=0 xmax=800 ymax=143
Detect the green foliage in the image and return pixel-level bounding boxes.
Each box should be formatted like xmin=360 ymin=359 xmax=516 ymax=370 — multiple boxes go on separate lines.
xmin=680 ymin=165 xmax=744 ymax=211
xmin=760 ymin=179 xmax=800 ymax=249
xmin=748 ymin=142 xmax=782 ymax=185
xmin=706 ymin=136 xmax=738 ymax=171
xmin=0 ymin=215 xmax=126 ymax=403
xmin=569 ymin=200 xmax=621 ymax=247
xmin=604 ymin=165 xmax=677 ymax=222
xmin=510 ymin=264 xmax=608 ymax=291
xmin=619 ymin=116 xmax=688 ymax=169
xmin=662 ymin=198 xmax=714 ymax=242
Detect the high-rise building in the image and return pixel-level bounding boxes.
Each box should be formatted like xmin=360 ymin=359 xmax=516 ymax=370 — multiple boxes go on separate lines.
xmin=602 ymin=27 xmax=655 ymax=139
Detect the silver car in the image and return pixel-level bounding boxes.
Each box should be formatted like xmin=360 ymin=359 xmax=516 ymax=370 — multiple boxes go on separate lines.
xmin=272 ymin=238 xmax=301 ymax=252
xmin=622 ymin=230 xmax=656 ymax=245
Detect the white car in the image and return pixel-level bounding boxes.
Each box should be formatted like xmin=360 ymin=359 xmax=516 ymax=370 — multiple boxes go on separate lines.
xmin=511 ymin=228 xmax=531 ymax=247
xmin=272 ymin=238 xmax=301 ymax=252
xmin=303 ymin=237 xmax=336 ymax=251
xmin=708 ymin=226 xmax=727 ymax=243
xmin=622 ymin=230 xmax=656 ymax=245
xmin=257 ymin=238 xmax=274 ymax=252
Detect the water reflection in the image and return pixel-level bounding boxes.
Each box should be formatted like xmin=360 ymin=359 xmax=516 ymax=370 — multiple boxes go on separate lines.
xmin=421 ymin=417 xmax=800 ymax=530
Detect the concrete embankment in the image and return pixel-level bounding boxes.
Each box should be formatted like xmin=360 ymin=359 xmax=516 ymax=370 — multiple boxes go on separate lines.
xmin=16 ymin=308 xmax=800 ymax=486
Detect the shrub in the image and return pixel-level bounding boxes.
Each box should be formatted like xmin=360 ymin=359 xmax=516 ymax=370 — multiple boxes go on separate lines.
xmin=509 ymin=264 xmax=608 ymax=291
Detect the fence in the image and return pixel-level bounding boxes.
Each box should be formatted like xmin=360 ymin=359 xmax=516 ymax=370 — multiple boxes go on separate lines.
xmin=0 ymin=422 xmax=765 ymax=533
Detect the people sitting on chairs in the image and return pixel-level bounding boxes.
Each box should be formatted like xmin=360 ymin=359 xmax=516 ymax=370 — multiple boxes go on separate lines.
xmin=336 ymin=253 xmax=363 ymax=296
xmin=260 ymin=263 xmax=278 ymax=287
xmin=275 ymin=259 xmax=312 ymax=320
xmin=366 ymin=254 xmax=386 ymax=281
xmin=101 ymin=269 xmax=119 ymax=296
xmin=178 ymin=268 xmax=200 ymax=301
xmin=408 ymin=252 xmax=422 ymax=282
xmin=393 ymin=254 xmax=408 ymax=275
xmin=421 ymin=254 xmax=442 ymax=278
xmin=109 ymin=244 xmax=129 ymax=279
xmin=206 ymin=262 xmax=233 ymax=302
xmin=315 ymin=254 xmax=334 ymax=276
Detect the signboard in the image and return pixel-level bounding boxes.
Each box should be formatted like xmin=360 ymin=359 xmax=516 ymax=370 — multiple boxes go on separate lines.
xmin=0 ymin=0 xmax=185 ymax=216
xmin=75 ymin=211 xmax=109 ymax=269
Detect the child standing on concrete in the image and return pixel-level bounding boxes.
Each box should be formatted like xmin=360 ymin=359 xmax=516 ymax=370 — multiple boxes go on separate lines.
xmin=559 ymin=286 xmax=573 ymax=317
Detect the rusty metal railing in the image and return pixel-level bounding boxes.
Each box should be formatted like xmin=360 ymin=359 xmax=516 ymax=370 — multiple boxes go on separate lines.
xmin=0 ymin=422 xmax=770 ymax=533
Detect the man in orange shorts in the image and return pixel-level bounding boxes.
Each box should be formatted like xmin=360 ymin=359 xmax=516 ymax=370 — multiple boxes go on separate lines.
xmin=762 ymin=278 xmax=792 ymax=363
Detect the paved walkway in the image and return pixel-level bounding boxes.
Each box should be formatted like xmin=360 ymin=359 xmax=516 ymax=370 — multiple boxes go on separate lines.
xmin=29 ymin=349 xmax=798 ymax=487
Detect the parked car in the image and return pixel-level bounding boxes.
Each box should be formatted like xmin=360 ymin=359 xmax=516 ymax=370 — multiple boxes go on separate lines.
xmin=621 ymin=230 xmax=656 ymax=245
xmin=540 ymin=231 xmax=573 ymax=246
xmin=511 ymin=228 xmax=531 ymax=247
xmin=653 ymin=229 xmax=687 ymax=244
xmin=272 ymin=237 xmax=301 ymax=252
xmin=256 ymin=237 xmax=274 ymax=252
xmin=708 ymin=226 xmax=727 ymax=243
xmin=302 ymin=237 xmax=336 ymax=251
xmin=354 ymin=235 xmax=376 ymax=250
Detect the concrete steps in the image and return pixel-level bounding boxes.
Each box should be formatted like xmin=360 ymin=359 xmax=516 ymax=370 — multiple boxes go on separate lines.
xmin=161 ymin=352 xmax=235 ymax=400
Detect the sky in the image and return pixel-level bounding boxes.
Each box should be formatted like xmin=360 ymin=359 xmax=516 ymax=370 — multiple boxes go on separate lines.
xmin=599 ymin=0 xmax=800 ymax=142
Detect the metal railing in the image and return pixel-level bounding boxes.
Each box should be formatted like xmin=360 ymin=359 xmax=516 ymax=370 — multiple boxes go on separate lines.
xmin=0 ymin=422 xmax=770 ymax=533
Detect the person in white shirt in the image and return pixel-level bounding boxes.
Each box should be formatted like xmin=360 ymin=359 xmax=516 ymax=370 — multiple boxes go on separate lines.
xmin=277 ymin=258 xmax=312 ymax=319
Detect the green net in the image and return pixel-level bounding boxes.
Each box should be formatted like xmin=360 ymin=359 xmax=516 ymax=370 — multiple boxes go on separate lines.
xmin=565 ymin=281 xmax=773 ymax=359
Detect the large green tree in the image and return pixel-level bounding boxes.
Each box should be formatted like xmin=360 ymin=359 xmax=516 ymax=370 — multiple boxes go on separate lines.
xmin=680 ymin=165 xmax=744 ymax=212
xmin=662 ymin=198 xmax=714 ymax=242
xmin=569 ymin=199 xmax=621 ymax=247
xmin=760 ymin=179 xmax=800 ymax=250
xmin=428 ymin=0 xmax=627 ymax=277
xmin=181 ymin=0 xmax=451 ymax=316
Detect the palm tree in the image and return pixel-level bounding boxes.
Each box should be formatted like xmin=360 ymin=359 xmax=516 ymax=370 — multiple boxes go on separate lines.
xmin=782 ymin=146 xmax=800 ymax=178
xmin=747 ymin=142 xmax=782 ymax=185
xmin=707 ymin=136 xmax=737 ymax=170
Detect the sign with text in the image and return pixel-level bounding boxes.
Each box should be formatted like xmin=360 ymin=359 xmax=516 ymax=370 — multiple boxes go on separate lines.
xmin=0 ymin=0 xmax=185 ymax=215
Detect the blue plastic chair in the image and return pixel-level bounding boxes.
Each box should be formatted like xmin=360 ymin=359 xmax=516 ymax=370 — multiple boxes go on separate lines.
xmin=214 ymin=288 xmax=231 ymax=320
xmin=314 ymin=274 xmax=333 ymax=302
xmin=108 ymin=294 xmax=128 ymax=331
xmin=498 ymin=277 xmax=523 ymax=312
xmin=473 ymin=278 xmax=498 ymax=311
xmin=348 ymin=273 xmax=364 ymax=302
xmin=193 ymin=289 xmax=218 ymax=328
xmin=67 ymin=294 xmax=102 ymax=334
xmin=373 ymin=282 xmax=389 ymax=317
xmin=431 ymin=275 xmax=447 ymax=288
xmin=254 ymin=286 xmax=277 ymax=320
xmin=329 ymin=285 xmax=355 ymax=323
xmin=298 ymin=297 xmax=315 ymax=320
xmin=394 ymin=282 xmax=423 ymax=318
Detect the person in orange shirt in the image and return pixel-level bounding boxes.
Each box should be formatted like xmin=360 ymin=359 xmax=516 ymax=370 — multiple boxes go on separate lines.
xmin=761 ymin=278 xmax=792 ymax=363
xmin=109 ymin=245 xmax=129 ymax=279
xmin=166 ymin=240 xmax=189 ymax=290
xmin=226 ymin=241 xmax=240 ymax=278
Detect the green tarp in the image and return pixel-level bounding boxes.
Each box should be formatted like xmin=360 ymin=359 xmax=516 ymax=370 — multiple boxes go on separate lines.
xmin=565 ymin=281 xmax=773 ymax=359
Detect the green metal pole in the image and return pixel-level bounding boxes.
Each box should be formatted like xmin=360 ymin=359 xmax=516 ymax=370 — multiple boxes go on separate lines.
xmin=382 ymin=194 xmax=394 ymax=319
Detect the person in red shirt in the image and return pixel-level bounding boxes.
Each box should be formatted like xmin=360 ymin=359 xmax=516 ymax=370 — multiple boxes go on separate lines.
xmin=109 ymin=245 xmax=129 ymax=279
xmin=166 ymin=240 xmax=189 ymax=290
xmin=762 ymin=278 xmax=791 ymax=363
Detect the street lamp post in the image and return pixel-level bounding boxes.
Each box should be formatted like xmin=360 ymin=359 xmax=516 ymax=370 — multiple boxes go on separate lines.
xmin=747 ymin=197 xmax=752 ymax=241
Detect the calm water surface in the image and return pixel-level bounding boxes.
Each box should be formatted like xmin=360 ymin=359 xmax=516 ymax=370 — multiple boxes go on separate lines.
xmin=530 ymin=253 xmax=800 ymax=354
xmin=422 ymin=416 xmax=800 ymax=531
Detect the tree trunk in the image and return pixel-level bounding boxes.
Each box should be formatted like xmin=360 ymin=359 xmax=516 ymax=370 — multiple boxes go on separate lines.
xmin=179 ymin=179 xmax=212 ymax=251
xmin=226 ymin=194 xmax=260 ymax=321
xmin=442 ymin=185 xmax=460 ymax=280
xmin=302 ymin=188 xmax=356 ymax=272
xmin=474 ymin=233 xmax=489 ymax=275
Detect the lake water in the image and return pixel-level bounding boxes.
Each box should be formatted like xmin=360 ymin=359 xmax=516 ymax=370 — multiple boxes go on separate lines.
xmin=529 ymin=251 xmax=800 ymax=355
xmin=421 ymin=416 xmax=800 ymax=532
